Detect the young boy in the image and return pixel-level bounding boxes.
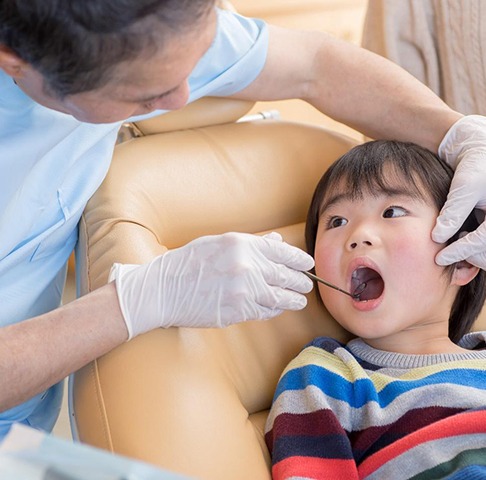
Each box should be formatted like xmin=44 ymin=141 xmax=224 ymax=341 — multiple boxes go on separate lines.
xmin=265 ymin=140 xmax=486 ymax=479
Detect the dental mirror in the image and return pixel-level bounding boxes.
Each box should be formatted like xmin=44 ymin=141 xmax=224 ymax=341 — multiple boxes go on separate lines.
xmin=304 ymin=271 xmax=367 ymax=300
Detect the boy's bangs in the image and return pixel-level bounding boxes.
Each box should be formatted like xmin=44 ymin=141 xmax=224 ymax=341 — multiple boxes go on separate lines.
xmin=319 ymin=155 xmax=425 ymax=211
xmin=318 ymin=141 xmax=453 ymax=213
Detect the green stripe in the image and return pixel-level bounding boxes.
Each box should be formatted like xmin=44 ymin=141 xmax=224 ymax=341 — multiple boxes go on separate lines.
xmin=410 ymin=448 xmax=486 ymax=480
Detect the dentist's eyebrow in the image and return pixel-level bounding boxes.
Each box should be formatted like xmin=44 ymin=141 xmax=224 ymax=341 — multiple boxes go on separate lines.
xmin=128 ymin=85 xmax=179 ymax=103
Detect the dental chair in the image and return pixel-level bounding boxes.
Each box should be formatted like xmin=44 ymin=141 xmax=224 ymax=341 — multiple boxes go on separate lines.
xmin=70 ymin=97 xmax=359 ymax=479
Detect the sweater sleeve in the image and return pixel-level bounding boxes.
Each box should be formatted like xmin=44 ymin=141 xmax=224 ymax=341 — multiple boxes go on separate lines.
xmin=264 ymin=343 xmax=359 ymax=480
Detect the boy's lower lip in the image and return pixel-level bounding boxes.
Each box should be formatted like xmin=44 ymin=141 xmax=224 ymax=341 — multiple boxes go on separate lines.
xmin=351 ymin=291 xmax=384 ymax=311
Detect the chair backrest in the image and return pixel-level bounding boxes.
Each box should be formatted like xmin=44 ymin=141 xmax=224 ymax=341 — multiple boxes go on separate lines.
xmin=71 ymin=110 xmax=359 ymax=479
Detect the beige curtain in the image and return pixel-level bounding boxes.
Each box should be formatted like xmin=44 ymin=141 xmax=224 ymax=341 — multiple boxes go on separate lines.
xmin=362 ymin=0 xmax=486 ymax=115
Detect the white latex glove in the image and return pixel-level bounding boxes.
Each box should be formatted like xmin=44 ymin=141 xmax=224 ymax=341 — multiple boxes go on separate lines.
xmin=109 ymin=232 xmax=314 ymax=339
xmin=432 ymin=115 xmax=486 ymax=268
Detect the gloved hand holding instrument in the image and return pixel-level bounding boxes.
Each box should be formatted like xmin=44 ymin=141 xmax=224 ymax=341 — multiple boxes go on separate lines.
xmin=110 ymin=231 xmax=314 ymax=339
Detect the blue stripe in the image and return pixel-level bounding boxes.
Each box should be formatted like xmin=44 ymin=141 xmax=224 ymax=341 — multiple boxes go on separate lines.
xmin=274 ymin=363 xmax=486 ymax=408
xmin=447 ymin=465 xmax=486 ymax=480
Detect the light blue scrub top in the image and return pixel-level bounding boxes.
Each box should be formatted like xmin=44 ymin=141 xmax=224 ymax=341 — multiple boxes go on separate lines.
xmin=0 ymin=9 xmax=268 ymax=438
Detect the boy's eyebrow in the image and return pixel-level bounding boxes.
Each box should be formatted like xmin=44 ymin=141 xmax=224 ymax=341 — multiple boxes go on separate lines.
xmin=319 ymin=192 xmax=353 ymax=215
xmin=319 ymin=187 xmax=422 ymax=215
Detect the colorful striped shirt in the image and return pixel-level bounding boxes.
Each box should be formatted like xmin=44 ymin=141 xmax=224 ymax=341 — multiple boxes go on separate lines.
xmin=265 ymin=333 xmax=486 ymax=479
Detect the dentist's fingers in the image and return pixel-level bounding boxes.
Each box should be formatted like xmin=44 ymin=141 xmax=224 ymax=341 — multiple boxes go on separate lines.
xmin=436 ymin=222 xmax=486 ymax=268
xmin=259 ymin=232 xmax=315 ymax=272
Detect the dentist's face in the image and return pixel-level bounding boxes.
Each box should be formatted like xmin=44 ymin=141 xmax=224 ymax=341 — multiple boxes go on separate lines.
xmin=12 ymin=10 xmax=217 ymax=124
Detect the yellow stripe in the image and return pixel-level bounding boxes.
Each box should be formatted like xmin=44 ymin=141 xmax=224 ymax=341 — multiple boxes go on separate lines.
xmin=371 ymin=359 xmax=486 ymax=391
xmin=282 ymin=345 xmax=368 ymax=382
xmin=282 ymin=346 xmax=486 ymax=393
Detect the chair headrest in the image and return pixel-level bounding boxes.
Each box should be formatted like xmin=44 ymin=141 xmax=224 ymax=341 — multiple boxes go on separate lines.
xmin=132 ymin=97 xmax=255 ymax=135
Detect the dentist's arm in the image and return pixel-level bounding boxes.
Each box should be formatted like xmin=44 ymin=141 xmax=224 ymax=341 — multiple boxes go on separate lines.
xmin=0 ymin=283 xmax=127 ymax=412
xmin=235 ymin=25 xmax=462 ymax=152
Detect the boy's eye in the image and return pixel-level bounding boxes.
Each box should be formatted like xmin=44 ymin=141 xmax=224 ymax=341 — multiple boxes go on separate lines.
xmin=383 ymin=206 xmax=407 ymax=218
xmin=328 ymin=216 xmax=348 ymax=228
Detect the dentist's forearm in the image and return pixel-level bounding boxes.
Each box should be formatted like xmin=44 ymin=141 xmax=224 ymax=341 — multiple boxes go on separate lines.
xmin=304 ymin=32 xmax=461 ymax=151
xmin=237 ymin=26 xmax=461 ymax=152
xmin=0 ymin=282 xmax=128 ymax=412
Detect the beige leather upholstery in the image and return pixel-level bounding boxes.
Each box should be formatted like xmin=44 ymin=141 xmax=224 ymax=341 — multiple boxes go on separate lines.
xmin=71 ymin=108 xmax=359 ymax=479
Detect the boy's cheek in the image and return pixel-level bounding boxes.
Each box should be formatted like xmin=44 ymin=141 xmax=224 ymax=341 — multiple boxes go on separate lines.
xmin=391 ymin=241 xmax=441 ymax=276
xmin=315 ymin=255 xmax=340 ymax=281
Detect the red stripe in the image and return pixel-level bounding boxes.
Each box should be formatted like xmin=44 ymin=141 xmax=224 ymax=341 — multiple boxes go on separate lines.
xmin=273 ymin=456 xmax=359 ymax=480
xmin=351 ymin=406 xmax=464 ymax=456
xmin=359 ymin=409 xmax=486 ymax=477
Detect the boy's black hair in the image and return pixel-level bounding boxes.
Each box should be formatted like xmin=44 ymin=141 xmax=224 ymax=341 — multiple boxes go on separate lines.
xmin=0 ymin=0 xmax=215 ymax=97
xmin=305 ymin=140 xmax=486 ymax=343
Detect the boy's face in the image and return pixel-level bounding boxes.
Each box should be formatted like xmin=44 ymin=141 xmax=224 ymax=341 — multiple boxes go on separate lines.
xmin=314 ymin=175 xmax=460 ymax=351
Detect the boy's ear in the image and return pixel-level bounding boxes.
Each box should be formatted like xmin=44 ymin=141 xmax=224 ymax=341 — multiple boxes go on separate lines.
xmin=451 ymin=260 xmax=480 ymax=286
xmin=0 ymin=45 xmax=28 ymax=78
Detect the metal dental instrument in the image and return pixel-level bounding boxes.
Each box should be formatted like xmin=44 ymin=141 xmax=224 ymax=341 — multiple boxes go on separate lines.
xmin=304 ymin=271 xmax=367 ymax=300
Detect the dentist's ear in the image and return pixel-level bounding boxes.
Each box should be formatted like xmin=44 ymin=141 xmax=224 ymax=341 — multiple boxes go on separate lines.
xmin=0 ymin=45 xmax=27 ymax=78
xmin=451 ymin=260 xmax=480 ymax=287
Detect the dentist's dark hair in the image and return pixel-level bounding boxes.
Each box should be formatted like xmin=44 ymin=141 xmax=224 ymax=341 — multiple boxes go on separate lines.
xmin=305 ymin=140 xmax=486 ymax=343
xmin=0 ymin=0 xmax=215 ymax=97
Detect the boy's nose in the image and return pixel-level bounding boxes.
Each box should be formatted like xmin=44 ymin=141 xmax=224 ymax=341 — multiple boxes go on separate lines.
xmin=347 ymin=224 xmax=379 ymax=251
xmin=349 ymin=240 xmax=373 ymax=249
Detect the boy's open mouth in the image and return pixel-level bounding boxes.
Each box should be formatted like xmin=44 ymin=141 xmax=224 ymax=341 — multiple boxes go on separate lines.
xmin=351 ymin=267 xmax=384 ymax=301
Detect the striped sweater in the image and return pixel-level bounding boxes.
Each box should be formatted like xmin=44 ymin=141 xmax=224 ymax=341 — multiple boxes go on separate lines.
xmin=265 ymin=333 xmax=486 ymax=479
